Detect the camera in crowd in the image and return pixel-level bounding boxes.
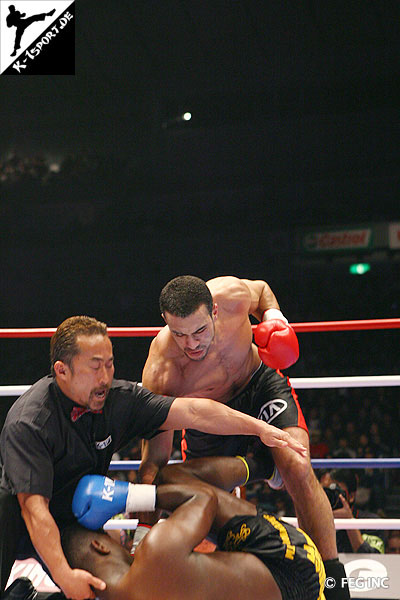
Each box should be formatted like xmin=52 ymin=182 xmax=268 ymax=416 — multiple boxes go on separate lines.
xmin=323 ymin=483 xmax=348 ymax=510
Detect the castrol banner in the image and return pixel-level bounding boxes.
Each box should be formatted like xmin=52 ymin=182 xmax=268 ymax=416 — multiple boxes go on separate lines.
xmin=303 ymin=228 xmax=372 ymax=252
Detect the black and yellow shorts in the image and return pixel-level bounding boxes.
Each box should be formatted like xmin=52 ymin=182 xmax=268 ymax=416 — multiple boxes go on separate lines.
xmin=217 ymin=512 xmax=325 ymax=600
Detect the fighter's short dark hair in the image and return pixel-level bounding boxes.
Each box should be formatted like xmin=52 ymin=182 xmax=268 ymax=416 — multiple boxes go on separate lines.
xmin=159 ymin=276 xmax=213 ymax=317
xmin=61 ymin=524 xmax=93 ymax=568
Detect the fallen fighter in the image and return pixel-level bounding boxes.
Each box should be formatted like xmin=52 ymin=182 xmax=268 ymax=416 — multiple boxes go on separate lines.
xmin=67 ymin=456 xmax=326 ymax=600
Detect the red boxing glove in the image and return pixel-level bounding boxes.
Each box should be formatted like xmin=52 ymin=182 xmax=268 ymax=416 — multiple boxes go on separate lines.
xmin=254 ymin=314 xmax=299 ymax=370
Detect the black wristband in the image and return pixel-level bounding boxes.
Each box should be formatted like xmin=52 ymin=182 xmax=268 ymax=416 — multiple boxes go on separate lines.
xmin=246 ymin=440 xmax=275 ymax=481
xmin=323 ymin=558 xmax=351 ymax=600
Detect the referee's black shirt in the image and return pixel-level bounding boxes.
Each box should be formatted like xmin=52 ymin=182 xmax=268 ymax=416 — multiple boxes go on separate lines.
xmin=0 ymin=375 xmax=175 ymax=528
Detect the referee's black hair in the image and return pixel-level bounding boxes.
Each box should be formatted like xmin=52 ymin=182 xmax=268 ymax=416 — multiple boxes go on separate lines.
xmin=50 ymin=315 xmax=108 ymax=376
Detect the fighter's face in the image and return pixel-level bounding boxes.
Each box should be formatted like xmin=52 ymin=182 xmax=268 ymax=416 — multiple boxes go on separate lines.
xmin=164 ymin=304 xmax=217 ymax=361
xmin=55 ymin=334 xmax=114 ymax=409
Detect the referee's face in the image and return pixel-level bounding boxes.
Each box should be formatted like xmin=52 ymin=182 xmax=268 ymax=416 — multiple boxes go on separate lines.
xmin=58 ymin=334 xmax=115 ymax=410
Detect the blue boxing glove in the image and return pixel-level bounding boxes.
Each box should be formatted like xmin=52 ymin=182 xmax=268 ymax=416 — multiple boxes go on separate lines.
xmin=72 ymin=474 xmax=156 ymax=530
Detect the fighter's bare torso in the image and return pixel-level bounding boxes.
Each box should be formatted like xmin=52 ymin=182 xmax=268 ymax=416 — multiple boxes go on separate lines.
xmin=143 ymin=277 xmax=277 ymax=404
xmin=152 ymin=316 xmax=259 ymax=403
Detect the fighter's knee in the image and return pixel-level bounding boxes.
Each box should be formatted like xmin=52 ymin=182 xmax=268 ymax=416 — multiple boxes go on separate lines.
xmin=276 ymin=451 xmax=316 ymax=498
xmin=271 ymin=426 xmax=315 ymax=491
xmin=281 ymin=450 xmax=311 ymax=481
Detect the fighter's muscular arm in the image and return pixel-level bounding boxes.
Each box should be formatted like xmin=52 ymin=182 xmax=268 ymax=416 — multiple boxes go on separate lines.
xmin=240 ymin=278 xmax=280 ymax=321
xmin=18 ymin=493 xmax=105 ymax=600
xmin=209 ymin=276 xmax=299 ymax=370
xmin=140 ymin=334 xmax=179 ymax=484
xmin=159 ymin=456 xmax=249 ymax=493
xmin=158 ymin=457 xmax=258 ymax=531
xmin=207 ymin=276 xmax=280 ymax=322
xmin=134 ymin=335 xmax=180 ymax=550
xmin=152 ymin=484 xmax=217 ymax=553
xmin=132 ymin=485 xmax=218 ymax=598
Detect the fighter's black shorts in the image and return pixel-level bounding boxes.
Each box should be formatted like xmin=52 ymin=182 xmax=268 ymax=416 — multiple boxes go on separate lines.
xmin=182 ymin=363 xmax=307 ymax=460
xmin=217 ymin=512 xmax=325 ymax=600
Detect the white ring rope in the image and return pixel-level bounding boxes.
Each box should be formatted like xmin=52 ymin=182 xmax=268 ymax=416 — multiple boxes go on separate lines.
xmin=0 ymin=386 xmax=30 ymax=397
xmin=282 ymin=518 xmax=400 ymax=530
xmin=1 ymin=375 xmax=400 ymax=397
xmin=290 ymin=375 xmax=400 ymax=389
xmin=103 ymin=517 xmax=400 ymax=531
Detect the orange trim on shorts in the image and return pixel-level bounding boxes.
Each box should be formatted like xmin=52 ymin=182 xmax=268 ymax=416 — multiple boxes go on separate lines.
xmin=287 ymin=376 xmax=308 ymax=433
xmin=181 ymin=429 xmax=187 ymax=461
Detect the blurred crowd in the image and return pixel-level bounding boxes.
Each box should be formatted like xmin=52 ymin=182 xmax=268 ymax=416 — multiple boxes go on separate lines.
xmin=0 ymin=154 xmax=50 ymax=184
xmin=244 ymin=386 xmax=399 ymax=510
xmin=0 ymin=152 xmax=108 ymax=186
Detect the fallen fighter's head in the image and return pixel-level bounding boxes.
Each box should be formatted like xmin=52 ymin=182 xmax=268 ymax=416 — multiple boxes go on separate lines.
xmin=62 ymin=524 xmax=132 ymax=600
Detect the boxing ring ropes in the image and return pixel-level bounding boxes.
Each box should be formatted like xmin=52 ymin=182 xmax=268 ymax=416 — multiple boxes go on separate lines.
xmin=1 ymin=317 xmax=400 ymax=534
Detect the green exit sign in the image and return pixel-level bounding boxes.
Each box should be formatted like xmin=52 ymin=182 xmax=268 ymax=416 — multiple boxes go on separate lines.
xmin=349 ymin=263 xmax=371 ymax=275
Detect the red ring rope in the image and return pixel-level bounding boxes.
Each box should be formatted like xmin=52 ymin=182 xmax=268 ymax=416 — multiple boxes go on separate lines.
xmin=0 ymin=318 xmax=399 ymax=338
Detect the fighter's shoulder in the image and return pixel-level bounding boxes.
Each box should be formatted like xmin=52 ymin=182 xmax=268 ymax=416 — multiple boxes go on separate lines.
xmin=128 ymin=539 xmax=173 ymax=597
xmin=207 ymin=276 xmax=251 ymax=315
xmin=132 ymin=527 xmax=188 ymax=597
xmin=148 ymin=325 xmax=180 ymax=358
xmin=207 ymin=275 xmax=246 ymax=295
xmin=142 ymin=328 xmax=181 ymax=394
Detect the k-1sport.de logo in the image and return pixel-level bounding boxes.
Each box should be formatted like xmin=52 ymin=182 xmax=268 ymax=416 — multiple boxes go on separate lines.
xmin=0 ymin=0 xmax=74 ymax=75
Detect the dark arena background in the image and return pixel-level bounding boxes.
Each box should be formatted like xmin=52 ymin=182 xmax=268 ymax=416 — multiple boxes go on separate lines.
xmin=0 ymin=2 xmax=399 ymax=594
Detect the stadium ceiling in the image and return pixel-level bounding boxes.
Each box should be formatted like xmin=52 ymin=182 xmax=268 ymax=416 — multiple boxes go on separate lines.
xmin=1 ymin=1 xmax=398 ymax=134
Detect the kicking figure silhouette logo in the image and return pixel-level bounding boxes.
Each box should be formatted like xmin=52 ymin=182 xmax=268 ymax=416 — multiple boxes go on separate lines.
xmin=6 ymin=4 xmax=55 ymax=55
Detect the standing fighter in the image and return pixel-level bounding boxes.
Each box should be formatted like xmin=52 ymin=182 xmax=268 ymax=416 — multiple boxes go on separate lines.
xmin=0 ymin=315 xmax=304 ymax=600
xmin=138 ymin=275 xmax=349 ymax=599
